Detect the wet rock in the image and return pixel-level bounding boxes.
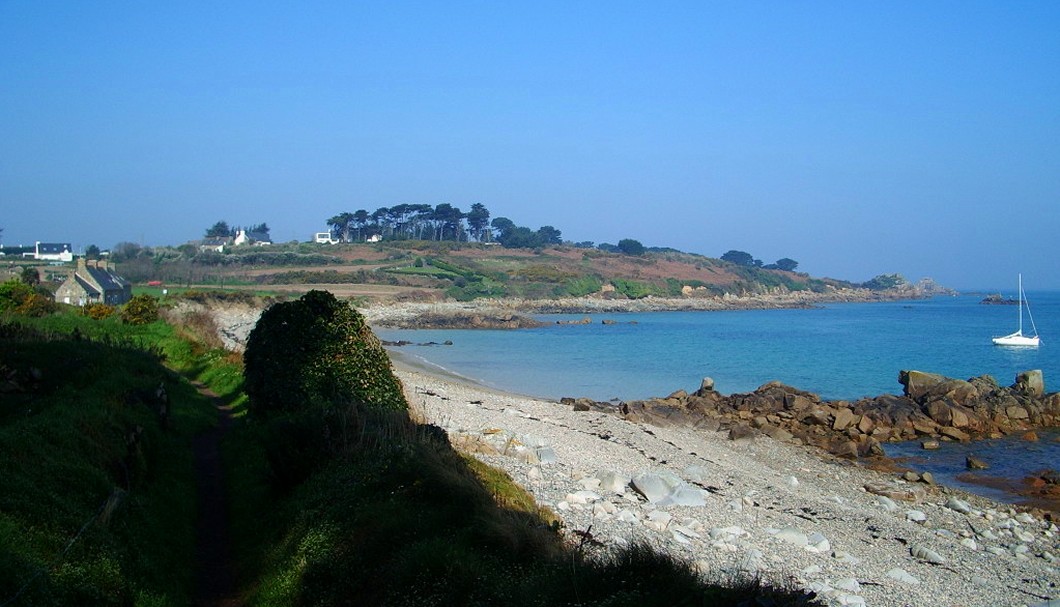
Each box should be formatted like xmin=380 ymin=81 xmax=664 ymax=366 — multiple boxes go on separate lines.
xmin=967 ymin=455 xmax=990 ymax=470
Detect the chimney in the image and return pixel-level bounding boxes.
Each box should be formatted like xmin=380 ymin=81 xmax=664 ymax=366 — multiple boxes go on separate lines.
xmin=77 ymin=257 xmax=87 ymax=273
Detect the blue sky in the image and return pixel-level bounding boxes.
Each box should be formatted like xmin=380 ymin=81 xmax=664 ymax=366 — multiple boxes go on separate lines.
xmin=2 ymin=1 xmax=1058 ymax=290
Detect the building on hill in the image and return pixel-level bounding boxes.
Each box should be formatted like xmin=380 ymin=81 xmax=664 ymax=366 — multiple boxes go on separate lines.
xmin=34 ymin=242 xmax=74 ymax=262
xmin=54 ymin=258 xmax=133 ymax=306
xmin=234 ymin=229 xmax=271 ymax=246
xmin=199 ymin=237 xmax=231 ymax=253
xmin=314 ymin=231 xmax=338 ymax=244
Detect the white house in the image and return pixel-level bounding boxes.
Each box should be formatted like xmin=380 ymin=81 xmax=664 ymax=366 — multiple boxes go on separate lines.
xmin=34 ymin=242 xmax=74 ymax=263
xmin=234 ymin=229 xmax=272 ymax=246
xmin=314 ymin=231 xmax=338 ymax=244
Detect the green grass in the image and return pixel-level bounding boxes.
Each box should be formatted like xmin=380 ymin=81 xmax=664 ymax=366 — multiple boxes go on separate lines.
xmin=383 ymin=265 xmax=461 ymax=279
xmin=229 ymin=405 xmax=818 ymax=607
xmin=0 ymin=308 xmax=245 ymax=605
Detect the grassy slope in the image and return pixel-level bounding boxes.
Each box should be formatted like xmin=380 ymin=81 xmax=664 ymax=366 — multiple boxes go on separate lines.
xmin=129 ymin=242 xmax=847 ymax=301
xmin=2 ymin=300 xmax=817 ymax=606
xmin=0 ymin=311 xmax=239 ymax=606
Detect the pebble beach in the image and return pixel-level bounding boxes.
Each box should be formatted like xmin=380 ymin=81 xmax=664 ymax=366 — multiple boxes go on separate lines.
xmin=392 ymin=358 xmax=1060 ymax=607
xmin=197 ymin=298 xmax=1060 ymax=606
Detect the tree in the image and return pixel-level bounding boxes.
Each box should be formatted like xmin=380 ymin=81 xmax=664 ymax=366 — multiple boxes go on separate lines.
xmin=490 ymin=217 xmax=516 ymax=239
xmin=720 ymin=250 xmax=756 ymax=267
xmin=862 ymin=274 xmax=907 ymax=290
xmin=20 ymin=267 xmax=40 ymax=286
xmin=466 ymin=203 xmax=490 ymax=241
xmin=110 ymin=242 xmax=146 ymax=262
xmin=328 ymin=213 xmax=355 ymax=243
xmin=353 ymin=210 xmax=371 ymax=241
xmin=248 ymin=223 xmax=270 ymax=237
xmin=205 ymin=221 xmax=234 ymax=238
xmin=243 ymin=290 xmax=407 ymax=417
xmin=536 ymin=226 xmax=562 ymax=245
xmin=85 ymin=244 xmax=101 ymax=259
xmin=617 ymin=238 xmax=645 ymax=256
xmin=774 ymin=258 xmax=799 ymax=272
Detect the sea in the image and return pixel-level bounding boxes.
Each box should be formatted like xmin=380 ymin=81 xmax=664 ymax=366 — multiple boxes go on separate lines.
xmin=377 ymin=292 xmax=1060 ymax=505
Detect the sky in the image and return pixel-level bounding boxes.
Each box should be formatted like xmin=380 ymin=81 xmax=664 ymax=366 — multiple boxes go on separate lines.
xmin=2 ymin=2 xmax=1059 ymax=290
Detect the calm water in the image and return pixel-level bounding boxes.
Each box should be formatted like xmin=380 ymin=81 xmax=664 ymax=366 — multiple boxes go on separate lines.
xmin=378 ymin=293 xmax=1060 ymax=402
xmin=378 ymin=291 xmax=1060 ymax=504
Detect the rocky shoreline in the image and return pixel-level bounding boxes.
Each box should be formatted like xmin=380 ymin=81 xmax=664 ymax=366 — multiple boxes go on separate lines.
xmin=395 ymin=363 xmax=1059 ymax=607
xmin=359 ymin=288 xmax=939 ymax=329
xmin=576 ymin=369 xmax=1060 ymax=511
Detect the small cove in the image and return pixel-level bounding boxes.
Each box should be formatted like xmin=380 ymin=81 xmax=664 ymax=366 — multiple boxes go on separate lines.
xmin=379 ymin=293 xmax=1060 ymax=506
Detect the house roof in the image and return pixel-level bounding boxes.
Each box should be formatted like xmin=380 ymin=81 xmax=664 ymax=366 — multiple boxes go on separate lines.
xmin=201 ymin=237 xmax=230 ymax=246
xmin=84 ymin=266 xmax=129 ymax=293
xmin=37 ymin=243 xmax=72 ymax=254
xmin=244 ymin=231 xmax=271 ymax=242
xmin=73 ymin=275 xmax=102 ymax=296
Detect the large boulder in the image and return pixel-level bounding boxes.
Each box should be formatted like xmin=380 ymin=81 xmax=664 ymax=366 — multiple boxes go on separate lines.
xmin=898 ymin=370 xmax=948 ymax=401
xmin=1013 ymin=370 xmax=1044 ymax=397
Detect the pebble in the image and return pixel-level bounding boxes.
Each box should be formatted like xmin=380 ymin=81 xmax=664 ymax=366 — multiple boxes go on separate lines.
xmin=910 ymin=545 xmax=946 ymax=564
xmin=906 ymin=510 xmax=927 ymax=523
xmin=886 ymin=568 xmax=920 ymax=585
xmin=773 ymin=527 xmax=809 ymax=547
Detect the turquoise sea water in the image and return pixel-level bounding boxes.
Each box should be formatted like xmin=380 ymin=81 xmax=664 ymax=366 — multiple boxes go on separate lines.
xmin=379 ymin=293 xmax=1060 ymax=402
xmin=378 ymin=292 xmax=1060 ymax=504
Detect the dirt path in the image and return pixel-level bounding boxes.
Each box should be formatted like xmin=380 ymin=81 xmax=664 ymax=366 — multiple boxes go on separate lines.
xmin=191 ymin=382 xmax=242 ymax=607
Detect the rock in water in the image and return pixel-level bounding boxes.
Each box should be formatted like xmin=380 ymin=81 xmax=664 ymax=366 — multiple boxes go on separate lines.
xmin=966 ymin=455 xmax=989 ymax=470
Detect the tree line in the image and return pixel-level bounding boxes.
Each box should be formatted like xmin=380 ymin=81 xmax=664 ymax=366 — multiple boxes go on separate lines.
xmin=721 ymin=250 xmax=799 ymax=272
xmin=204 ymin=221 xmax=271 ymax=238
xmin=325 ymin=203 xmax=573 ymax=250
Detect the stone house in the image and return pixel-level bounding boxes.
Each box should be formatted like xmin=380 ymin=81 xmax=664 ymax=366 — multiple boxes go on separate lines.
xmin=54 ymin=258 xmax=133 ymax=306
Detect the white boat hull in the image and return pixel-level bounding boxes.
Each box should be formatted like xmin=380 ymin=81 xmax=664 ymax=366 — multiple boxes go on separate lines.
xmin=992 ymin=332 xmax=1040 ymax=347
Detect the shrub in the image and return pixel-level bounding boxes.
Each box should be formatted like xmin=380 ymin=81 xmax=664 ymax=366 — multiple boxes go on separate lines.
xmin=563 ymin=275 xmax=604 ymax=297
xmin=13 ymin=292 xmax=57 ymax=317
xmin=83 ymin=303 xmax=117 ymax=320
xmin=243 ymin=290 xmax=406 ymax=417
xmin=0 ymin=280 xmax=34 ymax=313
xmin=121 ymin=294 xmax=160 ymax=325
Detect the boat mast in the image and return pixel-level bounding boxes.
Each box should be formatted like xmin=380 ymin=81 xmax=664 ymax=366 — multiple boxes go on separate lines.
xmin=1018 ymin=273 xmax=1024 ymax=335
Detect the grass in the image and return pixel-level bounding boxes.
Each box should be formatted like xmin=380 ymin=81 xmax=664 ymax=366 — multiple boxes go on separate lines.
xmin=229 ymin=405 xmax=818 ymax=607
xmin=0 ymin=307 xmax=244 ymax=605
xmin=2 ymin=302 xmax=819 ymax=606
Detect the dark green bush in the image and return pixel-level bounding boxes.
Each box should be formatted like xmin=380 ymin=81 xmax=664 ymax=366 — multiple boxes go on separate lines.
xmin=242 ymin=290 xmax=406 ymax=417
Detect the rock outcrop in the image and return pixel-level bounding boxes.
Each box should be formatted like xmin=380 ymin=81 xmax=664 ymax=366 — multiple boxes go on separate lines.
xmin=567 ymin=369 xmax=1060 ymax=461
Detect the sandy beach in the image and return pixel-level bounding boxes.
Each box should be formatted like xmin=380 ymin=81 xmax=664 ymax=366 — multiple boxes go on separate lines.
xmin=390 ymin=356 xmax=1060 ymax=607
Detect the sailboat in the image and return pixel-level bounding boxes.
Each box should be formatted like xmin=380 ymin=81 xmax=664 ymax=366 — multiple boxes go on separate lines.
xmin=992 ymin=274 xmax=1040 ymax=347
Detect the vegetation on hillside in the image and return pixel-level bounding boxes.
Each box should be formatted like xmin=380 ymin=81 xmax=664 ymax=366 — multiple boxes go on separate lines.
xmin=0 ymin=293 xmax=819 ymax=605
xmin=0 ymin=306 xmax=234 ymax=605
xmin=230 ymin=291 xmax=817 ymax=606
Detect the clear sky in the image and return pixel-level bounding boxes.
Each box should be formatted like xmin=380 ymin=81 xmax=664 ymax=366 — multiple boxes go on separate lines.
xmin=2 ymin=1 xmax=1058 ymax=290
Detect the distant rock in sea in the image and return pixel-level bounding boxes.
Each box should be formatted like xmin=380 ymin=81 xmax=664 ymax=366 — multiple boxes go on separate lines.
xmin=980 ymin=293 xmax=1018 ymax=305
